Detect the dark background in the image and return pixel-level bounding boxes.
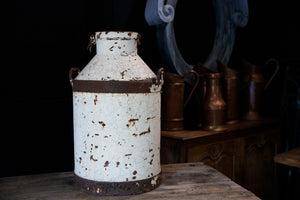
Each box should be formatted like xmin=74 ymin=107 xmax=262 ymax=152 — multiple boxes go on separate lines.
xmin=2 ymin=0 xmax=299 ymax=177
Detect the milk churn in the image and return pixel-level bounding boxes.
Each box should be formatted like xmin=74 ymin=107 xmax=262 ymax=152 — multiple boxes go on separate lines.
xmin=69 ymin=31 xmax=164 ymax=195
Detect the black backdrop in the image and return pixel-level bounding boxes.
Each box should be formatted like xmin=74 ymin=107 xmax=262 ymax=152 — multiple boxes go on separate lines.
xmin=3 ymin=0 xmax=299 ymax=177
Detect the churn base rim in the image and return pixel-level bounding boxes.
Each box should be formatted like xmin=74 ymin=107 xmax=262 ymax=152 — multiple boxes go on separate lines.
xmin=74 ymin=172 xmax=162 ymax=196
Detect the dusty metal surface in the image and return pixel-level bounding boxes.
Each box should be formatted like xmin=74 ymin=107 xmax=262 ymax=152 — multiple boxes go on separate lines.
xmin=74 ymin=172 xmax=162 ymax=195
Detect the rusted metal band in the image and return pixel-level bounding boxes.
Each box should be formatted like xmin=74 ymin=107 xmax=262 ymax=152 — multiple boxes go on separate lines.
xmin=74 ymin=172 xmax=162 ymax=195
xmin=72 ymin=79 xmax=158 ymax=93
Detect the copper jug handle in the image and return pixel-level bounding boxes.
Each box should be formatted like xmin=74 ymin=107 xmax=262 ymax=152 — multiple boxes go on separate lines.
xmin=264 ymin=58 xmax=279 ymax=89
xmin=69 ymin=67 xmax=81 ymax=87
xmin=183 ymin=70 xmax=200 ymax=108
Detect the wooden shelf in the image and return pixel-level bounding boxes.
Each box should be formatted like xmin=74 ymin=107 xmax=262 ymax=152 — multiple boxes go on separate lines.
xmin=274 ymin=147 xmax=300 ymax=168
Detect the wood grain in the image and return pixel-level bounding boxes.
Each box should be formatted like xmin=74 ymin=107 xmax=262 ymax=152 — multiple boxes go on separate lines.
xmin=0 ymin=162 xmax=260 ymax=200
xmin=274 ymin=147 xmax=300 ymax=168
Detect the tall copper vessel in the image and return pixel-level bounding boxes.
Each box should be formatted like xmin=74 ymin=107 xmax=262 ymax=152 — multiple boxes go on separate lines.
xmin=217 ymin=61 xmax=240 ymax=124
xmin=202 ymin=73 xmax=227 ymax=131
xmin=161 ymin=71 xmax=199 ymax=131
xmin=241 ymin=58 xmax=279 ymax=120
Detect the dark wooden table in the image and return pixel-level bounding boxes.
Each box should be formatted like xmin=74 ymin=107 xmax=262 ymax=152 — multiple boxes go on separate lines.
xmin=0 ymin=162 xmax=259 ymax=200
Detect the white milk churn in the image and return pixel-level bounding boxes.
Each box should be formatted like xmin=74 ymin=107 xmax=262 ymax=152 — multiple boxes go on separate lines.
xmin=69 ymin=31 xmax=164 ymax=195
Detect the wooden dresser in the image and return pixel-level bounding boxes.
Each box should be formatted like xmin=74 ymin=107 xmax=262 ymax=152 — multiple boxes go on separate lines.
xmin=161 ymin=119 xmax=280 ymax=200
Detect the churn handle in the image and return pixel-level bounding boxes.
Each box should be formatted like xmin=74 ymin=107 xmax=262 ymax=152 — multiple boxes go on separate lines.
xmin=155 ymin=68 xmax=164 ymax=85
xmin=183 ymin=70 xmax=200 ymax=108
xmin=87 ymin=34 xmax=96 ymax=53
xmin=69 ymin=67 xmax=81 ymax=87
xmin=264 ymin=58 xmax=279 ymax=89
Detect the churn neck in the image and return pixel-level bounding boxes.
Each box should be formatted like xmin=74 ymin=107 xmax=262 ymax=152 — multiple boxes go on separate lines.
xmin=95 ymin=31 xmax=140 ymax=56
xmin=205 ymin=73 xmax=223 ymax=96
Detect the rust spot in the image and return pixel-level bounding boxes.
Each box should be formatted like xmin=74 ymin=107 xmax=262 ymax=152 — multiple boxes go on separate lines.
xmin=132 ymin=176 xmax=136 ymax=180
xmin=87 ymin=133 xmax=90 ymax=137
xmin=104 ymin=136 xmax=108 ymax=138
xmin=95 ymin=145 xmax=98 ymax=149
xmin=79 ymin=157 xmax=82 ymax=164
xmin=95 ymin=134 xmax=99 ymax=136
xmin=125 ymin=154 xmax=132 ymax=157
xmin=149 ymin=159 xmax=153 ymax=165
xmin=120 ymin=51 xmax=128 ymax=56
xmin=94 ymin=95 xmax=98 ymax=105
xmin=128 ymin=32 xmax=132 ymax=36
xmin=129 ymin=118 xmax=139 ymax=122
xmin=152 ymin=154 xmax=154 ymax=158
xmin=133 ymin=170 xmax=137 ymax=175
xmin=149 ymin=149 xmax=153 ymax=152
xmin=109 ymin=46 xmax=114 ymax=51
xmin=118 ymin=46 xmax=121 ymax=49
xmin=104 ymin=161 xmax=109 ymax=167
xmin=120 ymin=70 xmax=127 ymax=79
xmin=90 ymin=155 xmax=98 ymax=162
xmin=83 ymin=151 xmax=86 ymax=154
xmin=116 ymin=161 xmax=120 ymax=167
xmin=84 ymin=101 xmax=86 ymax=104
xmin=146 ymin=116 xmax=155 ymax=122
xmin=98 ymin=121 xmax=106 ymax=128
xmin=92 ymin=120 xmax=95 ymax=124
xmin=126 ymin=178 xmax=129 ymax=182
xmin=128 ymin=118 xmax=139 ymax=127
xmin=139 ymin=126 xmax=151 ymax=136
xmin=132 ymin=133 xmax=138 ymax=137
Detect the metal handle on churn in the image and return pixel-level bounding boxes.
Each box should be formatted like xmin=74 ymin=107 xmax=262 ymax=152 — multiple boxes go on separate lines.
xmin=69 ymin=67 xmax=81 ymax=87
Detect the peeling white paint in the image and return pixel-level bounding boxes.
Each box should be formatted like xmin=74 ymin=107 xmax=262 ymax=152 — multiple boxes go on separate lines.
xmin=72 ymin=32 xmax=162 ymax=183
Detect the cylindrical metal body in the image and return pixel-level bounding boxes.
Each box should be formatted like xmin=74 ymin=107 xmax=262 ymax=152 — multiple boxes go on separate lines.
xmin=70 ymin=32 xmax=163 ymax=195
xmin=202 ymin=73 xmax=227 ymax=131
xmin=161 ymin=71 xmax=199 ymax=131
xmin=217 ymin=61 xmax=240 ymax=124
xmin=242 ymin=73 xmax=264 ymax=120
xmin=161 ymin=72 xmax=185 ymax=131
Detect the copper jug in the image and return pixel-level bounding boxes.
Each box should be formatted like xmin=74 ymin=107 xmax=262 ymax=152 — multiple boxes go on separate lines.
xmin=189 ymin=63 xmax=213 ymax=128
xmin=241 ymin=58 xmax=279 ymax=120
xmin=161 ymin=70 xmax=199 ymax=131
xmin=217 ymin=61 xmax=240 ymax=124
xmin=202 ymin=73 xmax=227 ymax=131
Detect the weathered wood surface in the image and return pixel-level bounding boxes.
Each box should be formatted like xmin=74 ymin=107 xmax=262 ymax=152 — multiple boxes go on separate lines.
xmin=274 ymin=147 xmax=300 ymax=168
xmin=0 ymin=162 xmax=259 ymax=200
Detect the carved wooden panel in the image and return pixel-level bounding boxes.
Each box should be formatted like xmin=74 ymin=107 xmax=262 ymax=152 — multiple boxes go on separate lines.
xmin=186 ymin=139 xmax=238 ymax=181
xmin=243 ymin=134 xmax=279 ymax=200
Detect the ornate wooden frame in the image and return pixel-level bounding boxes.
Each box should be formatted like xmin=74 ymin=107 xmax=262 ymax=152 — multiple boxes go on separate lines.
xmin=145 ymin=0 xmax=249 ymax=79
